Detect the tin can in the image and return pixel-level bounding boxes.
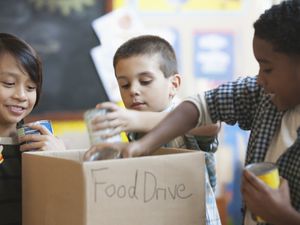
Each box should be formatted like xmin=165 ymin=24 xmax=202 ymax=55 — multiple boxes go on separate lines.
xmin=83 ymin=146 xmax=120 ymax=161
xmin=84 ymin=108 xmax=121 ymax=145
xmin=245 ymin=162 xmax=280 ymax=222
xmin=17 ymin=120 xmax=53 ymax=140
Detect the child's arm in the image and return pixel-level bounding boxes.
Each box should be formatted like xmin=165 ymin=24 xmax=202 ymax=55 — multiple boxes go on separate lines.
xmin=92 ymin=102 xmax=220 ymax=138
xmin=91 ymin=102 xmax=168 ymax=138
xmin=19 ymin=123 xmax=66 ymax=151
xmin=241 ymin=170 xmax=300 ymax=225
xmin=188 ymin=122 xmax=221 ymax=137
xmin=120 ymin=101 xmax=200 ymax=157
xmin=84 ymin=101 xmax=210 ymax=157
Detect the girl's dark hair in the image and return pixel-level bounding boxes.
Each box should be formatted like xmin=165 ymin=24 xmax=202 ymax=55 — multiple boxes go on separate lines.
xmin=0 ymin=33 xmax=42 ymax=106
xmin=254 ymin=0 xmax=300 ymax=55
xmin=113 ymin=35 xmax=178 ymax=78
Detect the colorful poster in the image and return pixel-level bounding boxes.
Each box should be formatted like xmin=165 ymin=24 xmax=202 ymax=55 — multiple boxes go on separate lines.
xmin=113 ymin=0 xmax=242 ymax=12
xmin=194 ymin=32 xmax=234 ymax=81
xmin=90 ymin=8 xmax=181 ymax=102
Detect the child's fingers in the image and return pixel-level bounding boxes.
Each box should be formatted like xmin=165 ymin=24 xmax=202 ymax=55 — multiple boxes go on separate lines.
xmin=241 ymin=169 xmax=272 ymax=198
xmin=92 ymin=117 xmax=123 ymax=131
xmin=91 ymin=114 xmax=108 ymax=124
xmin=20 ymin=135 xmax=64 ymax=151
xmin=92 ymin=120 xmax=114 ymax=131
xmin=19 ymin=132 xmax=49 ymax=144
xmin=20 ymin=141 xmax=45 ymax=152
xmin=100 ymin=127 xmax=123 ymax=139
xmin=243 ymin=169 xmax=266 ymax=188
xmin=96 ymin=102 xmax=119 ymax=111
xmin=279 ymin=178 xmax=290 ymax=193
xmin=25 ymin=123 xmax=52 ymax=135
xmin=91 ymin=111 xmax=119 ymax=124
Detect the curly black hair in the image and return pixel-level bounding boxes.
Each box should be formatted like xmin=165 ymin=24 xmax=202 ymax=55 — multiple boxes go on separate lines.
xmin=254 ymin=0 xmax=300 ymax=55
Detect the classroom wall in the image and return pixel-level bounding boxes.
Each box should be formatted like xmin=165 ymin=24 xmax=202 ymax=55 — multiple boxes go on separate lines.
xmin=132 ymin=0 xmax=271 ymax=97
xmin=107 ymin=1 xmax=273 ymax=224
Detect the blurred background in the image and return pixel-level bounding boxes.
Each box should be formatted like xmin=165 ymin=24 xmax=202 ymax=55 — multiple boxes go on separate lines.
xmin=0 ymin=0 xmax=284 ymax=224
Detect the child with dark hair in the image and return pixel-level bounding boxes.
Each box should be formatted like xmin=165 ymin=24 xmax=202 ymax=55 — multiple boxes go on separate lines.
xmin=89 ymin=0 xmax=300 ymax=224
xmin=90 ymin=35 xmax=221 ymax=225
xmin=0 ymin=33 xmax=65 ymax=225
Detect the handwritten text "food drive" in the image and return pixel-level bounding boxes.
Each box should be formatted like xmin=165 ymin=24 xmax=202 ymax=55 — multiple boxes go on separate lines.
xmin=90 ymin=168 xmax=193 ymax=203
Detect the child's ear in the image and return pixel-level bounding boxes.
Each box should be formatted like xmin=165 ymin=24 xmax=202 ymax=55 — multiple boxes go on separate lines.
xmin=169 ymin=74 xmax=181 ymax=97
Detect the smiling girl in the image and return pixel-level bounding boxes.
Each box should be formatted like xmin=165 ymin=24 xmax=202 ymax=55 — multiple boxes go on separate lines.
xmin=0 ymin=33 xmax=65 ymax=225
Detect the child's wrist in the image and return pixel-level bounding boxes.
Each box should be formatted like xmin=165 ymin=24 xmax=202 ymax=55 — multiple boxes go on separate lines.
xmin=129 ymin=110 xmax=141 ymax=131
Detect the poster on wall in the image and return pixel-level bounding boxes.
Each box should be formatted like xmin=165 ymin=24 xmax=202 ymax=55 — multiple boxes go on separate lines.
xmin=90 ymin=8 xmax=181 ymax=102
xmin=193 ymin=31 xmax=234 ymax=90
xmin=112 ymin=0 xmax=243 ymax=12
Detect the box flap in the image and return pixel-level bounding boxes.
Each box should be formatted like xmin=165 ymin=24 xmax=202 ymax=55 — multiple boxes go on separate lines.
xmin=22 ymin=152 xmax=86 ymax=225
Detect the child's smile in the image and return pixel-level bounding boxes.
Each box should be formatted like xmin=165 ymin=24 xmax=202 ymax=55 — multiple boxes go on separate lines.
xmin=0 ymin=53 xmax=36 ymax=127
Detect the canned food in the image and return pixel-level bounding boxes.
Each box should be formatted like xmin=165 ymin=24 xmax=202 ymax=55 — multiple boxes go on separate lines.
xmin=83 ymin=146 xmax=120 ymax=161
xmin=245 ymin=162 xmax=280 ymax=222
xmin=84 ymin=108 xmax=121 ymax=145
xmin=17 ymin=120 xmax=53 ymax=142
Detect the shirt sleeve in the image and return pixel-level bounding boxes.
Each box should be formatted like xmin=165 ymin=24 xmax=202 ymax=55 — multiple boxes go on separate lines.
xmin=184 ymin=93 xmax=214 ymax=127
xmin=184 ymin=76 xmax=261 ymax=130
xmin=205 ymin=76 xmax=261 ymax=130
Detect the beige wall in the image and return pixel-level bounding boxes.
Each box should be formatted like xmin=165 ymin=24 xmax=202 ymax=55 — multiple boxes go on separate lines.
xmin=137 ymin=0 xmax=273 ymax=97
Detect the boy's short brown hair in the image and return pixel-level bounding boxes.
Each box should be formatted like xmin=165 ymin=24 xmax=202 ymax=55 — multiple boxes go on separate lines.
xmin=113 ymin=35 xmax=178 ymax=78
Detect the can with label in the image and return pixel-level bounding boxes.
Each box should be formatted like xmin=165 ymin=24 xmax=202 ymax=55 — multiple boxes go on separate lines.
xmin=84 ymin=108 xmax=121 ymax=145
xmin=245 ymin=162 xmax=280 ymax=222
xmin=17 ymin=120 xmax=53 ymax=141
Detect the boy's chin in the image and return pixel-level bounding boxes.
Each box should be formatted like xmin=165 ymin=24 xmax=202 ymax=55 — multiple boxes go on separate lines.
xmin=131 ymin=105 xmax=148 ymax=111
xmin=271 ymin=95 xmax=297 ymax=111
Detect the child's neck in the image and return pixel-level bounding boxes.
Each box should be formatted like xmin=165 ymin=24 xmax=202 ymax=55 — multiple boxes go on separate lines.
xmin=163 ymin=96 xmax=180 ymax=112
xmin=0 ymin=124 xmax=17 ymax=138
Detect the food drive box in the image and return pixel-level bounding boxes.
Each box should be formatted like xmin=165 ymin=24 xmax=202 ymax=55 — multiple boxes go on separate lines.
xmin=22 ymin=148 xmax=205 ymax=225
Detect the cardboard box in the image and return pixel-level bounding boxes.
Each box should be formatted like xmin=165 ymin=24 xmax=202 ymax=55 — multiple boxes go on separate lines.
xmin=22 ymin=148 xmax=205 ymax=225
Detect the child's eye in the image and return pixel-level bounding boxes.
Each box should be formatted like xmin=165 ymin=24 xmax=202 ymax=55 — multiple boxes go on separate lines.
xmin=120 ymin=84 xmax=130 ymax=89
xmin=27 ymin=85 xmax=37 ymax=91
xmin=2 ymin=81 xmax=14 ymax=87
xmin=140 ymin=80 xmax=152 ymax=85
xmin=262 ymin=69 xmax=272 ymax=74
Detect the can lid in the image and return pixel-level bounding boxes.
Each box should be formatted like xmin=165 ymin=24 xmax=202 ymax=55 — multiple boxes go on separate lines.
xmin=245 ymin=162 xmax=277 ymax=176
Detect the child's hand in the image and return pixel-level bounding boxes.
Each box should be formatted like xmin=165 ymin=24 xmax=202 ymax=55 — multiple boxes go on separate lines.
xmin=91 ymin=102 xmax=138 ymax=138
xmin=241 ymin=169 xmax=293 ymax=224
xmin=83 ymin=141 xmax=147 ymax=159
xmin=19 ymin=123 xmax=66 ymax=152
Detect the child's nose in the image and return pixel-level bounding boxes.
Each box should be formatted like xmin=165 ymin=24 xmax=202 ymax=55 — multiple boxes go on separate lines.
xmin=257 ymin=74 xmax=266 ymax=88
xmin=129 ymin=82 xmax=140 ymax=96
xmin=13 ymin=86 xmax=27 ymax=101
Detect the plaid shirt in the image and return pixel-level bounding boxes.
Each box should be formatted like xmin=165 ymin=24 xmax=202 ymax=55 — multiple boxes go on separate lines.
xmin=205 ymin=76 xmax=300 ymax=225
